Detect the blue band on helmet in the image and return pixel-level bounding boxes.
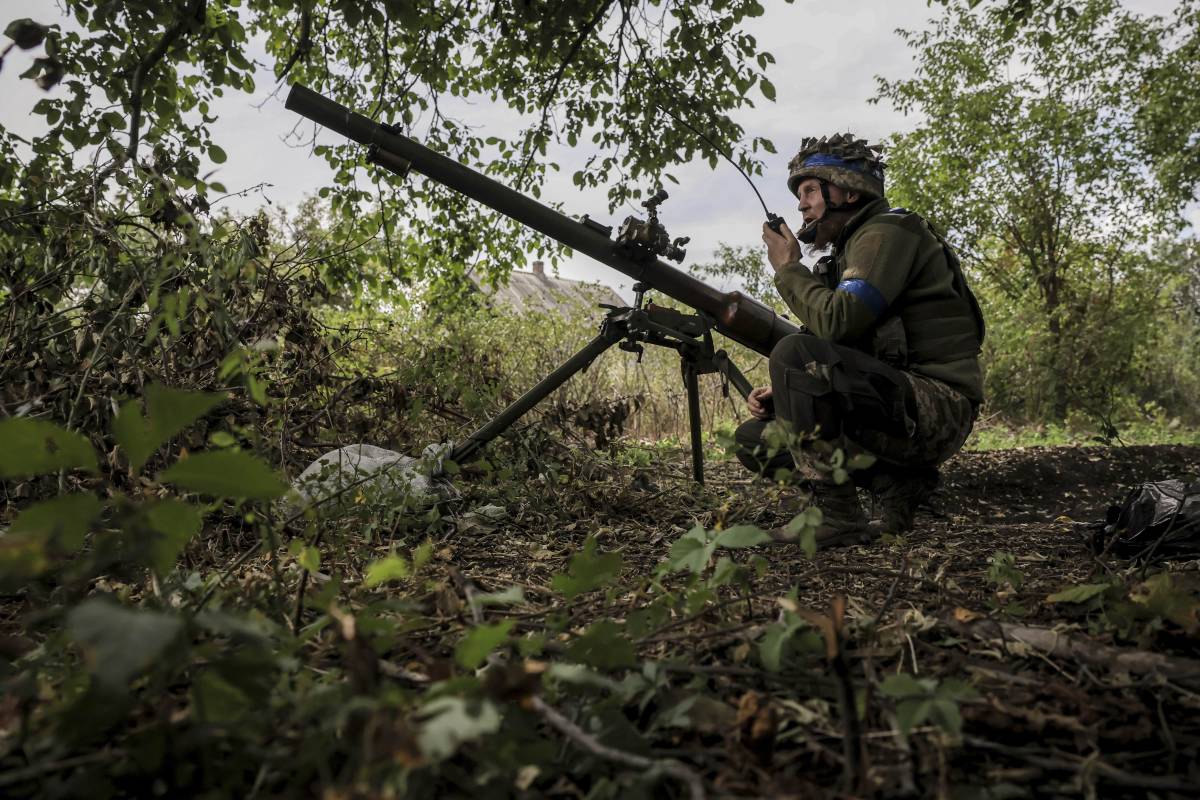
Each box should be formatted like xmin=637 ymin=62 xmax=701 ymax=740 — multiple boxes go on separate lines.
xmin=836 ymin=279 xmax=887 ymax=317
xmin=802 ymin=153 xmax=883 ymax=180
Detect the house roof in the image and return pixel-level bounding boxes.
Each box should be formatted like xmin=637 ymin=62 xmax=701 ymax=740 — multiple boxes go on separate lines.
xmin=470 ymin=266 xmax=627 ymax=316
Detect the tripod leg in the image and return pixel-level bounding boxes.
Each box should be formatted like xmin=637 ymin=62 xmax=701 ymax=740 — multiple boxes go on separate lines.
xmin=712 ymin=350 xmax=753 ymax=400
xmin=448 ymin=326 xmax=624 ymax=467
xmin=682 ymin=360 xmax=704 ymax=484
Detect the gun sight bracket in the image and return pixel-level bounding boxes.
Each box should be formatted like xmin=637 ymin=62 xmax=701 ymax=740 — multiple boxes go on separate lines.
xmin=615 ymin=188 xmax=690 ymax=263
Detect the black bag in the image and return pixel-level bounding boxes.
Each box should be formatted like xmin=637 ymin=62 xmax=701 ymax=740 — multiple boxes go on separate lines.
xmin=1089 ymin=480 xmax=1200 ymax=562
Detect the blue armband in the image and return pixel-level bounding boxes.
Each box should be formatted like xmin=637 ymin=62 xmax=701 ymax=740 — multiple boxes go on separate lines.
xmin=836 ymin=279 xmax=888 ymax=317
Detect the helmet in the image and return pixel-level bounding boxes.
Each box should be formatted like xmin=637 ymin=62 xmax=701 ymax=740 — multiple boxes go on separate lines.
xmin=787 ymin=134 xmax=885 ymax=199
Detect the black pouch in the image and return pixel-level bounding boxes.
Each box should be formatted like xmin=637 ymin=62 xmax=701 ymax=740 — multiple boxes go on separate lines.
xmin=1088 ymin=479 xmax=1200 ymax=562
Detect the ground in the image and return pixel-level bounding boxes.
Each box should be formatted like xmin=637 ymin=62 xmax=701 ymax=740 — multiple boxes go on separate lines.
xmin=7 ymin=442 xmax=1199 ymax=798
xmin=430 ymin=442 xmax=1200 ymax=798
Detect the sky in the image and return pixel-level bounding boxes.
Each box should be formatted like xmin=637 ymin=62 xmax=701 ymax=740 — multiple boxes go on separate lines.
xmin=1 ymin=0 xmax=1191 ymax=302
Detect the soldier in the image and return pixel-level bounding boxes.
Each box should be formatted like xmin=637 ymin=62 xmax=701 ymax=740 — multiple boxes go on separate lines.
xmin=737 ymin=134 xmax=985 ymax=547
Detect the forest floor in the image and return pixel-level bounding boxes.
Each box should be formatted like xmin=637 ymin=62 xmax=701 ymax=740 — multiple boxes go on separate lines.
xmin=11 ymin=441 xmax=1198 ymax=798
xmin=425 ymin=442 xmax=1200 ymax=798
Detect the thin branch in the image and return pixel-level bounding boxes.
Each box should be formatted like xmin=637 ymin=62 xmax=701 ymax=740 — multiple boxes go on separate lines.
xmin=528 ymin=696 xmax=706 ymax=800
xmin=274 ymin=9 xmax=312 ymax=82
xmin=126 ymin=0 xmax=208 ymax=167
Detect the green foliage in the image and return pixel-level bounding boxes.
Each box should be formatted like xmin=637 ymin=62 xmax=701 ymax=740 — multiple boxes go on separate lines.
xmin=550 ymin=535 xmax=622 ymax=599
xmin=364 ymin=554 xmax=411 ymax=587
xmin=113 ymin=383 xmax=224 ymax=473
xmin=1045 ymin=582 xmax=1111 ymax=604
xmin=759 ymin=610 xmax=822 ymax=672
xmin=455 ymin=620 xmax=515 ymax=669
xmin=67 ymin=599 xmax=183 ymax=691
xmin=879 ymin=673 xmax=980 ymax=738
xmin=666 ymin=522 xmax=776 ymax=574
xmin=159 ymin=449 xmax=289 ymax=500
xmin=1 ymin=0 xmax=791 ymax=295
xmin=417 ymin=696 xmax=503 ymax=761
xmin=985 ymin=551 xmax=1024 ymax=591
xmin=879 ymin=0 xmax=1200 ymax=424
xmin=0 ymin=418 xmax=97 ymax=478
xmin=141 ymin=499 xmax=204 ymax=576
xmin=566 ymin=620 xmax=637 ymax=670
xmin=0 ymin=494 xmax=102 ymax=579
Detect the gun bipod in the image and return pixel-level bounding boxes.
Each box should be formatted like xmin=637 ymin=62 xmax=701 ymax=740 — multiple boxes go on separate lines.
xmin=444 ymin=300 xmax=753 ymax=484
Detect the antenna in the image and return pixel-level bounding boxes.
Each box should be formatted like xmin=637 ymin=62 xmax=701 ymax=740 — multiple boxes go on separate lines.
xmin=655 ymin=103 xmax=786 ymax=234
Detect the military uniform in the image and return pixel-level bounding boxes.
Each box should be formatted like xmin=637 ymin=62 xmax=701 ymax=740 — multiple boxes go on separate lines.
xmin=736 ymin=197 xmax=984 ymax=489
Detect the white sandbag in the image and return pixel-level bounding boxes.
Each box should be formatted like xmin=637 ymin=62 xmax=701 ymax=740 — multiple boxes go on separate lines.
xmin=291 ymin=442 xmax=448 ymax=509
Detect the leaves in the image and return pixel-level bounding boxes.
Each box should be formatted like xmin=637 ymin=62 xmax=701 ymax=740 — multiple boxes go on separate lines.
xmin=160 ymin=450 xmax=288 ymax=500
xmin=566 ymin=620 xmax=636 ymax=670
xmin=67 ymin=600 xmax=183 ymax=692
xmin=364 ymin=554 xmax=410 ymax=587
xmin=986 ymin=551 xmax=1024 ymax=591
xmin=0 ymin=493 xmax=103 ymax=579
xmin=418 ymin=697 xmax=502 ymax=761
xmin=142 ymin=500 xmax=204 ymax=576
xmin=667 ymin=525 xmax=717 ymax=574
xmin=714 ymin=525 xmax=771 ymax=548
xmin=113 ymin=383 xmax=224 ymax=473
xmin=455 ymin=620 xmax=514 ymax=669
xmin=5 ymin=18 xmax=49 ymax=49
xmin=879 ymin=673 xmax=979 ymax=738
xmin=0 ymin=418 xmax=97 ymax=478
xmin=1045 ymin=582 xmax=1110 ymax=604
xmin=550 ymin=536 xmax=622 ymax=599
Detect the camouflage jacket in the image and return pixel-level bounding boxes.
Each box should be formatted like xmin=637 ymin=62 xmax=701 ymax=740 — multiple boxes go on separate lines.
xmin=773 ymin=198 xmax=985 ymax=405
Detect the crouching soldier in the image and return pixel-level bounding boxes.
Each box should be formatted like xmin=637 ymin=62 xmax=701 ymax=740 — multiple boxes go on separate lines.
xmin=737 ymin=134 xmax=986 ymax=547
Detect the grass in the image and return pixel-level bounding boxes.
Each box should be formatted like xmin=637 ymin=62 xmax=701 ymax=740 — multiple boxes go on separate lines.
xmin=966 ymin=416 xmax=1200 ymax=450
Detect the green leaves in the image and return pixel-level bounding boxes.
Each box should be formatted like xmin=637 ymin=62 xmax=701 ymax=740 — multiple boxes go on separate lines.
xmin=0 ymin=493 xmax=103 ymax=579
xmin=364 ymin=554 xmax=411 ymax=587
xmin=667 ymin=523 xmax=772 ymax=574
xmin=0 ymin=417 xmax=97 ymax=478
xmin=455 ymin=620 xmax=514 ymax=669
xmin=566 ymin=620 xmax=636 ymax=670
xmin=1046 ymin=582 xmax=1110 ymax=604
xmin=67 ymin=600 xmax=183 ymax=692
xmin=418 ymin=696 xmax=501 ymax=761
xmin=713 ymin=525 xmax=771 ymax=548
xmin=986 ymin=551 xmax=1024 ymax=591
xmin=758 ymin=611 xmax=822 ymax=672
xmin=879 ymin=673 xmax=979 ymax=739
xmin=550 ymin=536 xmax=622 ymax=599
xmin=160 ymin=450 xmax=288 ymax=500
xmin=142 ymin=500 xmax=204 ymax=576
xmin=113 ymin=383 xmax=224 ymax=473
xmin=5 ymin=18 xmax=49 ymax=49
xmin=667 ymin=525 xmax=717 ymax=574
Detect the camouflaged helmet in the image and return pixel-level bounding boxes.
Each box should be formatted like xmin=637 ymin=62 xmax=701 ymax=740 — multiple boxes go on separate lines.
xmin=787 ymin=134 xmax=885 ymax=199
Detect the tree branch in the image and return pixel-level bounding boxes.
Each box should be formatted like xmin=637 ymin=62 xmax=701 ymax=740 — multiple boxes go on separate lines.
xmin=528 ymin=696 xmax=706 ymax=800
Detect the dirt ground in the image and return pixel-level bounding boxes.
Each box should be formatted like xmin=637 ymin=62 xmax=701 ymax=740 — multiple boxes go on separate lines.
xmin=437 ymin=443 xmax=1200 ymax=798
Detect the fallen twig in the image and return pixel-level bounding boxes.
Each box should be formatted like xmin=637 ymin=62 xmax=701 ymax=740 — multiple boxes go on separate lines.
xmin=964 ymin=736 xmax=1199 ymax=793
xmin=948 ymin=617 xmax=1200 ymax=687
xmin=529 ymin=695 xmax=707 ymax=800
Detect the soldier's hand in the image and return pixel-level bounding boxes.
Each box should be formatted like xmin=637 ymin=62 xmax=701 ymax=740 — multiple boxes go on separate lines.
xmin=762 ymin=220 xmax=802 ymax=272
xmin=747 ymin=386 xmax=774 ymax=420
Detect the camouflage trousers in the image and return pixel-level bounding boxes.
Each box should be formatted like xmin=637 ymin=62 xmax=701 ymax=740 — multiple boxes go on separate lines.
xmin=734 ymin=334 xmax=976 ymax=480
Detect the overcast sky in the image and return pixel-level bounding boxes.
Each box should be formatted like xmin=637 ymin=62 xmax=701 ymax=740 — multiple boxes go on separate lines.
xmin=2 ymin=0 xmax=1190 ymax=301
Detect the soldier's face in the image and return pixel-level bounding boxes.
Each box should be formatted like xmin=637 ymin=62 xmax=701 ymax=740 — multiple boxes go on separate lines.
xmin=795 ymin=178 xmax=853 ymax=224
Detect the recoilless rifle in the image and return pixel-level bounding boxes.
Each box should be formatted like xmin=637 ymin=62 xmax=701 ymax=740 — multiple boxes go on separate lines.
xmin=285 ymin=84 xmax=802 ymax=483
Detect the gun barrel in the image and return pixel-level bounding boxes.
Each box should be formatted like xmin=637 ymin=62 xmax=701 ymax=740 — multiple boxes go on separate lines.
xmin=285 ymin=83 xmax=801 ymax=356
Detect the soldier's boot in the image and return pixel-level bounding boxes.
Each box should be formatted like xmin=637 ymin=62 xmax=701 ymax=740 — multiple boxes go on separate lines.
xmin=771 ymin=480 xmax=873 ymax=549
xmin=869 ymin=467 xmax=940 ymax=534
